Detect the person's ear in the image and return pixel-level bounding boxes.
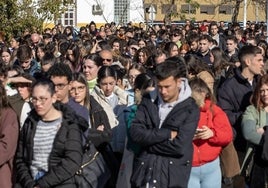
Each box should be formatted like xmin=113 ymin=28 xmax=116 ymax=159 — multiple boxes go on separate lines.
xmin=176 ymin=78 xmax=182 ymax=88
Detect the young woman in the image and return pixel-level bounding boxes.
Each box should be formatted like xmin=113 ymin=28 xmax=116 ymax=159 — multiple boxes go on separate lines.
xmin=185 ymin=54 xmax=215 ymax=94
xmin=209 ymin=47 xmax=234 ymax=90
xmin=35 ymin=43 xmax=46 ymax=63
xmin=70 ymin=72 xmax=112 ymax=148
xmin=91 ymin=66 xmax=128 ymax=155
xmin=66 ymin=43 xmax=82 ymax=72
xmin=188 ymin=78 xmax=233 ymax=188
xmin=15 ymin=78 xmax=86 ymax=188
xmin=126 ymin=63 xmax=146 ymax=105
xmin=1 ymin=46 xmax=12 ymax=66
xmin=133 ymin=47 xmax=150 ymax=66
xmin=0 ymin=81 xmax=19 ymax=188
xmin=10 ymin=35 xmax=21 ymax=64
xmin=82 ymin=53 xmax=103 ymax=93
xmin=242 ymin=74 xmax=268 ymax=187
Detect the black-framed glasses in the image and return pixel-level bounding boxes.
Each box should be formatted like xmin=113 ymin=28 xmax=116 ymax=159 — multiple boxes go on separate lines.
xmin=70 ymin=85 xmax=86 ymax=92
xmin=31 ymin=97 xmax=48 ymax=104
xmin=55 ymin=83 xmax=68 ymax=90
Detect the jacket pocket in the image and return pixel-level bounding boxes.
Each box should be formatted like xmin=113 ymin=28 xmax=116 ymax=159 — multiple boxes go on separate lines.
xmin=131 ymin=154 xmax=154 ymax=187
xmin=168 ymin=159 xmax=191 ymax=188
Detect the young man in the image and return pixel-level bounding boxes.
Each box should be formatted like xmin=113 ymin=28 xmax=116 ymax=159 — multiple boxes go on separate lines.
xmin=197 ymin=35 xmax=213 ymax=67
xmin=225 ymin=35 xmax=239 ymax=65
xmin=15 ymin=44 xmax=40 ymax=76
xmin=47 ymin=63 xmax=88 ymax=122
xmin=209 ymin=21 xmax=226 ymax=51
xmin=217 ymin=45 xmax=264 ymax=187
xmin=130 ymin=60 xmax=199 ymax=188
xmin=187 ymin=33 xmax=199 ymax=55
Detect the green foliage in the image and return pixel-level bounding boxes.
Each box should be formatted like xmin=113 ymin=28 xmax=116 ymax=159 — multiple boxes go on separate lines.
xmin=0 ymin=0 xmax=74 ymax=41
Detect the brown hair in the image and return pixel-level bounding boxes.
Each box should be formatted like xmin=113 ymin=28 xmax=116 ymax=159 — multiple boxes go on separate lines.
xmin=251 ymin=74 xmax=268 ymax=111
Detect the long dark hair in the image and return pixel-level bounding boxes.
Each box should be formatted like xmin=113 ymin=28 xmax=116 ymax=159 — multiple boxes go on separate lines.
xmin=71 ymin=72 xmax=91 ymax=110
xmin=210 ymin=47 xmax=232 ymax=76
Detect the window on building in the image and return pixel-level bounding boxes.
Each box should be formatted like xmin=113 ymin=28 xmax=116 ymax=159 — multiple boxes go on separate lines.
xmin=181 ymin=4 xmax=196 ymax=14
xmin=200 ymin=5 xmax=215 ymax=14
xmin=161 ymin=4 xmax=177 ymax=14
xmin=62 ymin=7 xmax=76 ymax=26
xmin=114 ymin=0 xmax=129 ymax=24
xmin=219 ymin=5 xmax=232 ymax=14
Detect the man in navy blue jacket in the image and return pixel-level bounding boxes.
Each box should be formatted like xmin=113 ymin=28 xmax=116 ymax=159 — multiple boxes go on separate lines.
xmin=217 ymin=45 xmax=264 ymax=187
xmin=130 ymin=59 xmax=199 ymax=188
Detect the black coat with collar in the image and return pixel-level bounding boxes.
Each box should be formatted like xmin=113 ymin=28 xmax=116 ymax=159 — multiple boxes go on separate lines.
xmin=217 ymin=67 xmax=259 ymax=151
xmin=15 ymin=103 xmax=87 ymax=188
xmin=130 ymin=95 xmax=199 ymax=188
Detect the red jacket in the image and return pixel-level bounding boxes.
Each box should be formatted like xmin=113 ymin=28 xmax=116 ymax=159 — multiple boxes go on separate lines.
xmin=192 ymin=100 xmax=232 ymax=166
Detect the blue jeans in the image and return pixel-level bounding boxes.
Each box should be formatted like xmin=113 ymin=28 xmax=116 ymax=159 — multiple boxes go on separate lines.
xmin=188 ymin=157 xmax=221 ymax=188
xmin=34 ymin=170 xmax=46 ymax=180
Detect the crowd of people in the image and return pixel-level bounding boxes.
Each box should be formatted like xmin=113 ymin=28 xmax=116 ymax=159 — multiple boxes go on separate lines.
xmin=0 ymin=19 xmax=268 ymax=188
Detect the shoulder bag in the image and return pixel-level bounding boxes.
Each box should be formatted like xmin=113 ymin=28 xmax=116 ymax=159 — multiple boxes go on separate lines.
xmin=75 ymin=141 xmax=111 ymax=188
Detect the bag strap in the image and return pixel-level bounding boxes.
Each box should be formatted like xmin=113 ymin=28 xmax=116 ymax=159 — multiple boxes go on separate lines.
xmin=76 ymin=151 xmax=99 ymax=175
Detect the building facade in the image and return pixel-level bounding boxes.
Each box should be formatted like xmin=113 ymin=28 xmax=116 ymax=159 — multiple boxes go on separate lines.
xmin=45 ymin=0 xmax=266 ymax=28
xmin=143 ymin=0 xmax=266 ymax=23
xmin=53 ymin=0 xmax=144 ymax=28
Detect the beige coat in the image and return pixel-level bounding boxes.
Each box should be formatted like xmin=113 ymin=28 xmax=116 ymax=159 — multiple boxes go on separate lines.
xmin=91 ymin=85 xmax=128 ymax=128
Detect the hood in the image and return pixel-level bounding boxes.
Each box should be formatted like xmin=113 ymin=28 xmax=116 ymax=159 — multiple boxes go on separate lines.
xmin=177 ymin=78 xmax=192 ymax=103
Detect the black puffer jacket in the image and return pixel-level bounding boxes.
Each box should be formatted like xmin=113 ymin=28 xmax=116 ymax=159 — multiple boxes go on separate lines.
xmin=130 ymin=95 xmax=199 ymax=188
xmin=15 ymin=103 xmax=87 ymax=188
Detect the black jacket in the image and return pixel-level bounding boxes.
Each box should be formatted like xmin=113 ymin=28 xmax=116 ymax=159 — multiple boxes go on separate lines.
xmin=87 ymin=96 xmax=112 ymax=148
xmin=217 ymin=67 xmax=258 ymax=151
xmin=15 ymin=103 xmax=87 ymax=188
xmin=130 ymin=95 xmax=199 ymax=188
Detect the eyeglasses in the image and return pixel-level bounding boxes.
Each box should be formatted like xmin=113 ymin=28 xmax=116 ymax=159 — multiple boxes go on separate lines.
xmin=55 ymin=83 xmax=68 ymax=90
xmin=172 ymin=34 xmax=180 ymax=37
xmin=101 ymin=58 xmax=112 ymax=62
xmin=31 ymin=97 xmax=48 ymax=104
xmin=70 ymin=85 xmax=86 ymax=92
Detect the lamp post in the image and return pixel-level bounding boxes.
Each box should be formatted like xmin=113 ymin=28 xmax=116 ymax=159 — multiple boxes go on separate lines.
xmin=266 ymin=0 xmax=268 ymax=42
xmin=243 ymin=0 xmax=247 ymax=29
